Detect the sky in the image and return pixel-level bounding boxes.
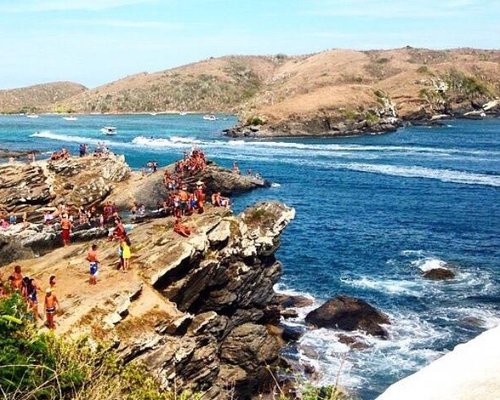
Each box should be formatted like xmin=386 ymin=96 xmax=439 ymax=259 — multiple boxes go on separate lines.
xmin=0 ymin=0 xmax=499 ymax=89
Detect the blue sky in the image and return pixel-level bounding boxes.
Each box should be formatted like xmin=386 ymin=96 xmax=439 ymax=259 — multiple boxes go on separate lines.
xmin=0 ymin=0 xmax=499 ymax=89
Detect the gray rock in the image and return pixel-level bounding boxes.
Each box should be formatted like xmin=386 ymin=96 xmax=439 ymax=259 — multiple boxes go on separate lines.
xmin=305 ymin=295 xmax=390 ymax=338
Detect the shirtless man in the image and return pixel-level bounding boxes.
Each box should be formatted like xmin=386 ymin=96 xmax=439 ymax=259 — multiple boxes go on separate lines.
xmin=60 ymin=214 xmax=72 ymax=247
xmin=178 ymin=186 xmax=189 ymax=217
xmin=44 ymin=289 xmax=60 ymax=330
xmin=86 ymin=244 xmax=100 ymax=285
xmin=12 ymin=265 xmax=23 ymax=291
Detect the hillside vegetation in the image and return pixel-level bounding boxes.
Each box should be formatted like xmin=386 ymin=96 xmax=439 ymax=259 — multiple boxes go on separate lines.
xmin=0 ymin=82 xmax=86 ymax=114
xmin=2 ymin=48 xmax=499 ymax=134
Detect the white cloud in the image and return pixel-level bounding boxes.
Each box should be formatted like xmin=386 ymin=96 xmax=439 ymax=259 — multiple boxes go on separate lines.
xmin=0 ymin=0 xmax=157 ymax=12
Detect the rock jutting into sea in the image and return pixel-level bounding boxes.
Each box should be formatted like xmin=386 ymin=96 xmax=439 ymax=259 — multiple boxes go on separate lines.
xmin=0 ymin=153 xmax=297 ymax=399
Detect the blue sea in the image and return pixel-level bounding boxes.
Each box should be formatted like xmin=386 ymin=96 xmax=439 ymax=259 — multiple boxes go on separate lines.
xmin=1 ymin=114 xmax=499 ymax=399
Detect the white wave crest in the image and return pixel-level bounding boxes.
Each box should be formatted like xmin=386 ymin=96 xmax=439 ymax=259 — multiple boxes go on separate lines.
xmin=169 ymin=136 xmax=202 ymax=144
xmin=339 ymin=163 xmax=500 ymax=187
xmin=131 ymin=136 xmax=201 ymax=148
xmin=340 ymin=276 xmax=423 ymax=297
xmin=411 ymin=257 xmax=450 ymax=272
xmin=30 ymin=130 xmax=104 ymax=144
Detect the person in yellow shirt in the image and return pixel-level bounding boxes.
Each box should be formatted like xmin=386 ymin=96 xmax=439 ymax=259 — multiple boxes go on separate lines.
xmin=121 ymin=239 xmax=131 ymax=272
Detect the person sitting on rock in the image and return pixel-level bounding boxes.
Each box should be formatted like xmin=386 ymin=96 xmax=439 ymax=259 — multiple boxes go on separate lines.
xmin=0 ymin=218 xmax=10 ymax=229
xmin=44 ymin=288 xmax=60 ymax=330
xmin=86 ymin=244 xmax=100 ymax=285
xmin=173 ymin=217 xmax=191 ymax=237
xmin=112 ymin=218 xmax=127 ymax=241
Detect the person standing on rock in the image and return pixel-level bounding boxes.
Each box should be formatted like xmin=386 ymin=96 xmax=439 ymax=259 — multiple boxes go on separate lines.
xmin=194 ymin=181 xmax=205 ymax=213
xmin=44 ymin=288 xmax=59 ymax=330
xmin=86 ymin=244 xmax=100 ymax=285
xmin=60 ymin=214 xmax=72 ymax=247
xmin=120 ymin=238 xmax=131 ymax=272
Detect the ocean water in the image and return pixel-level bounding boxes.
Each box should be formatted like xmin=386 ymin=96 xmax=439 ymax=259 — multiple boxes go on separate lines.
xmin=1 ymin=114 xmax=499 ymax=399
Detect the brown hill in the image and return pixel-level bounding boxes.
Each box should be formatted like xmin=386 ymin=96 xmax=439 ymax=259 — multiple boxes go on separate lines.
xmin=61 ymin=55 xmax=281 ymax=113
xmin=3 ymin=48 xmax=500 ymax=136
xmin=0 ymin=81 xmax=87 ymax=114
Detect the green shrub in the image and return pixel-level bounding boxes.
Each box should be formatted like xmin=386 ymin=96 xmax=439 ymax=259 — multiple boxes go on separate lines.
xmin=0 ymin=293 xmax=202 ymax=400
xmin=417 ymin=65 xmax=430 ymax=74
xmin=246 ymin=116 xmax=265 ymax=126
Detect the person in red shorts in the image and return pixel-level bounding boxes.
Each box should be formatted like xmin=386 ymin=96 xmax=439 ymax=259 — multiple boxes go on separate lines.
xmin=60 ymin=214 xmax=72 ymax=246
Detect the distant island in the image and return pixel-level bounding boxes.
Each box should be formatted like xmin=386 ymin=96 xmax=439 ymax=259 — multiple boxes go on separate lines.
xmin=1 ymin=47 xmax=499 ymax=137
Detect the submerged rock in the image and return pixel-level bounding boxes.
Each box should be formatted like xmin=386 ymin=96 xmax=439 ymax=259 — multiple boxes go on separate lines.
xmin=422 ymin=267 xmax=456 ymax=280
xmin=305 ymin=295 xmax=390 ymax=338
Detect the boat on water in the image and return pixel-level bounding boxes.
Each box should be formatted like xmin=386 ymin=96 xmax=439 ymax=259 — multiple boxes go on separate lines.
xmin=179 ymin=112 xmax=187 ymax=116
xmin=26 ymin=114 xmax=39 ymax=119
xmin=101 ymin=126 xmax=117 ymax=135
xmin=203 ymin=114 xmax=217 ymax=121
xmin=63 ymin=116 xmax=78 ymax=121
xmin=149 ymin=112 xmax=157 ymax=116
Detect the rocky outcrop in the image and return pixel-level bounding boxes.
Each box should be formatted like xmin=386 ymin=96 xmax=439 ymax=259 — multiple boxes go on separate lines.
xmin=0 ymin=148 xmax=40 ymax=160
xmin=0 ymin=222 xmax=108 ymax=266
xmin=305 ymin=295 xmax=390 ymax=338
xmin=1 ymin=201 xmax=295 ymax=399
xmin=109 ymin=162 xmax=270 ymax=210
xmin=422 ymin=267 xmax=456 ymax=280
xmin=0 ymin=155 xmax=130 ymax=215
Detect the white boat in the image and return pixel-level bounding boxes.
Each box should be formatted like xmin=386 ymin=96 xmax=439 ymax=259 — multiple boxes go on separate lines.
xmin=203 ymin=114 xmax=217 ymax=121
xmin=101 ymin=126 xmax=117 ymax=135
xmin=149 ymin=112 xmax=157 ymax=116
xmin=63 ymin=116 xmax=78 ymax=121
xmin=179 ymin=112 xmax=187 ymax=116
xmin=26 ymin=114 xmax=39 ymax=119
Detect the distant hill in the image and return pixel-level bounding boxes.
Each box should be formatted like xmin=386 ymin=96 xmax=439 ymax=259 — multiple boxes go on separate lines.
xmin=2 ymin=48 xmax=500 ymax=135
xmin=0 ymin=82 xmax=87 ymax=114
xmin=60 ymin=55 xmax=278 ymax=114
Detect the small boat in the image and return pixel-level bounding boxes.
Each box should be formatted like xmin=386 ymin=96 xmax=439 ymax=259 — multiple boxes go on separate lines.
xmin=101 ymin=126 xmax=117 ymax=135
xmin=26 ymin=114 xmax=39 ymax=119
xmin=203 ymin=114 xmax=217 ymax=121
xmin=149 ymin=112 xmax=157 ymax=116
xmin=179 ymin=112 xmax=187 ymax=116
xmin=63 ymin=116 xmax=78 ymax=121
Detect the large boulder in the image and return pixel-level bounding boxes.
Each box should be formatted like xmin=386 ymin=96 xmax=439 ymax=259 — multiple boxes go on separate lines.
xmin=422 ymin=267 xmax=455 ymax=280
xmin=305 ymin=295 xmax=390 ymax=338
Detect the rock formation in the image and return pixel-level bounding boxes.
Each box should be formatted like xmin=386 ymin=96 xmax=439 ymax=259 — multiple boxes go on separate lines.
xmin=108 ymin=161 xmax=269 ymax=211
xmin=422 ymin=267 xmax=456 ymax=280
xmin=305 ymin=295 xmax=390 ymax=338
xmin=1 ymin=202 xmax=295 ymax=399
xmin=0 ymin=154 xmax=296 ymax=399
xmin=0 ymin=155 xmax=130 ymax=216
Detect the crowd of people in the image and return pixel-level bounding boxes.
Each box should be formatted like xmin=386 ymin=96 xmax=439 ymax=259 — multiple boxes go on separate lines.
xmin=0 ymin=266 xmax=60 ymax=330
xmin=1 ymin=147 xmax=246 ymax=330
xmin=50 ymin=147 xmax=70 ymax=161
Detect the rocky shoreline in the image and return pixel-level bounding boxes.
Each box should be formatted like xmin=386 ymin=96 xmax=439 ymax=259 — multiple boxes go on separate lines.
xmin=224 ymin=99 xmax=500 ymax=139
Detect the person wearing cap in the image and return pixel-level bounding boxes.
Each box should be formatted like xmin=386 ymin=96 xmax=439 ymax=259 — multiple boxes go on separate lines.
xmin=194 ymin=181 xmax=205 ymax=214
xmin=44 ymin=288 xmax=60 ymax=330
